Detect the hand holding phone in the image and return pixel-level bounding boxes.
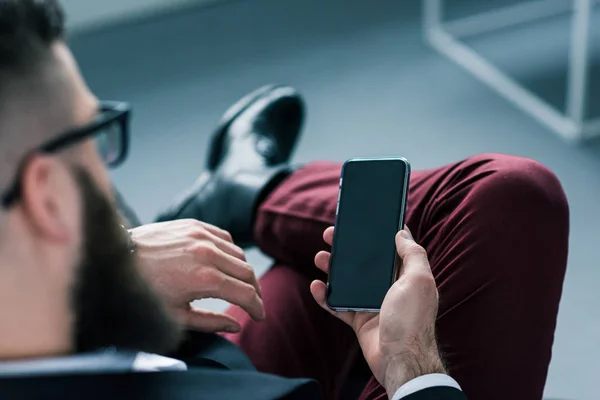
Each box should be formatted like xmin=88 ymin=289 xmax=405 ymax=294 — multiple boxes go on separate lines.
xmin=311 ymin=227 xmax=446 ymax=398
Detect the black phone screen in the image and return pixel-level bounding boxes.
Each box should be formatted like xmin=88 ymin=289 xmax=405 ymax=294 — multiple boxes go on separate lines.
xmin=327 ymin=158 xmax=409 ymax=310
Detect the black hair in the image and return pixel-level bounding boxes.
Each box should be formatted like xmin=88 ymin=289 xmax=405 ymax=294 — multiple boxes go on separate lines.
xmin=0 ymin=0 xmax=65 ymax=72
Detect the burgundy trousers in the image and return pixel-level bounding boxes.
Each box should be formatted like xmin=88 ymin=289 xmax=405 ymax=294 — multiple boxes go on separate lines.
xmin=222 ymin=153 xmax=569 ymax=400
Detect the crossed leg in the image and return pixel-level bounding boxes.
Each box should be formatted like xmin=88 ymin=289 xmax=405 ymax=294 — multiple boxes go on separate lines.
xmin=222 ymin=153 xmax=569 ymax=400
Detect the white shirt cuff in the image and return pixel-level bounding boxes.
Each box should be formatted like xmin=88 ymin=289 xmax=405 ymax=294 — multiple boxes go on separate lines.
xmin=391 ymin=373 xmax=461 ymax=400
xmin=132 ymin=353 xmax=188 ymax=372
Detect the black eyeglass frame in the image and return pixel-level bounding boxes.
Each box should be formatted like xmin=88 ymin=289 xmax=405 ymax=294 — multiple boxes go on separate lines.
xmin=1 ymin=101 xmax=131 ymax=208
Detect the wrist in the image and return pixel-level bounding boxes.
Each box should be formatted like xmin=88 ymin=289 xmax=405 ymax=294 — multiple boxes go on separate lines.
xmin=383 ymin=347 xmax=446 ymax=398
xmin=121 ymin=225 xmax=136 ymax=253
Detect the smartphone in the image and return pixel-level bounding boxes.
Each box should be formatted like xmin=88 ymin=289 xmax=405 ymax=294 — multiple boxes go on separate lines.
xmin=326 ymin=157 xmax=410 ymax=312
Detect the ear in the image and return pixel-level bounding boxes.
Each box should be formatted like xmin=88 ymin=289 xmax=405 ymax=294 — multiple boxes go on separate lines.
xmin=20 ymin=155 xmax=80 ymax=243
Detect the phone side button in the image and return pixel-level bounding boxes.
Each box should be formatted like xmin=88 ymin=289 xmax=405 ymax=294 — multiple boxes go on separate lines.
xmin=336 ymin=201 xmax=340 ymax=215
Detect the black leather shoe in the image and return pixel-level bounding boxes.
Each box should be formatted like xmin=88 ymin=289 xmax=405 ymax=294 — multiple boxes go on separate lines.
xmin=207 ymin=84 xmax=277 ymax=170
xmin=155 ymin=85 xmax=304 ymax=247
xmin=208 ymin=84 xmax=304 ymax=170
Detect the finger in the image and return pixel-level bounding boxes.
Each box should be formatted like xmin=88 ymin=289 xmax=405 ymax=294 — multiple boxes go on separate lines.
xmin=212 ymin=235 xmax=247 ymax=262
xmin=199 ymin=221 xmax=234 ymax=243
xmin=310 ymin=280 xmax=354 ymax=325
xmin=177 ymin=307 xmax=241 ymax=333
xmin=206 ymin=273 xmax=265 ymax=322
xmin=323 ymin=226 xmax=335 ymax=246
xmin=395 ymin=229 xmax=432 ymax=277
xmin=314 ymin=251 xmax=331 ymax=274
xmin=213 ymin=250 xmax=262 ymax=298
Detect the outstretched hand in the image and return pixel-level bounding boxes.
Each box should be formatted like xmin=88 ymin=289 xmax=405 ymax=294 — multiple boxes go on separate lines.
xmin=131 ymin=219 xmax=264 ymax=334
xmin=311 ymin=226 xmax=445 ymax=397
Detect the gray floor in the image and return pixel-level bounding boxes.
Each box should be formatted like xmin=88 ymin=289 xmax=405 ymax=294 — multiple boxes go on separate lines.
xmin=70 ymin=1 xmax=600 ymax=398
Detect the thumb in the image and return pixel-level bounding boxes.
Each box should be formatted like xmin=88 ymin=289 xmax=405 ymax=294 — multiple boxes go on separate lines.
xmin=395 ymin=226 xmax=431 ymax=276
xmin=401 ymin=225 xmax=414 ymax=240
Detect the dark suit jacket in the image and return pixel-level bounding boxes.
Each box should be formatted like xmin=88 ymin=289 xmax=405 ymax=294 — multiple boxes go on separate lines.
xmin=0 ymin=331 xmax=465 ymax=399
xmin=0 ymin=332 xmax=318 ymax=399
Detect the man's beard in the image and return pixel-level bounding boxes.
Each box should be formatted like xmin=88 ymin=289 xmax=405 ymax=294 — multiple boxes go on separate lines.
xmin=71 ymin=168 xmax=182 ymax=354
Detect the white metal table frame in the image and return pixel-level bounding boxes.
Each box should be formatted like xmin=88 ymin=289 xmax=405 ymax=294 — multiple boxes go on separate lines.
xmin=423 ymin=0 xmax=598 ymax=142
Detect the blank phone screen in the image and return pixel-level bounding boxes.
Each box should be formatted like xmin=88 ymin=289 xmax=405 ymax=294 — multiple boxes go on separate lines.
xmin=327 ymin=158 xmax=409 ymax=310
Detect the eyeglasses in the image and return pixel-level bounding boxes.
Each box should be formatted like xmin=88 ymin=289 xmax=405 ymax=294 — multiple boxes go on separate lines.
xmin=1 ymin=101 xmax=131 ymax=208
